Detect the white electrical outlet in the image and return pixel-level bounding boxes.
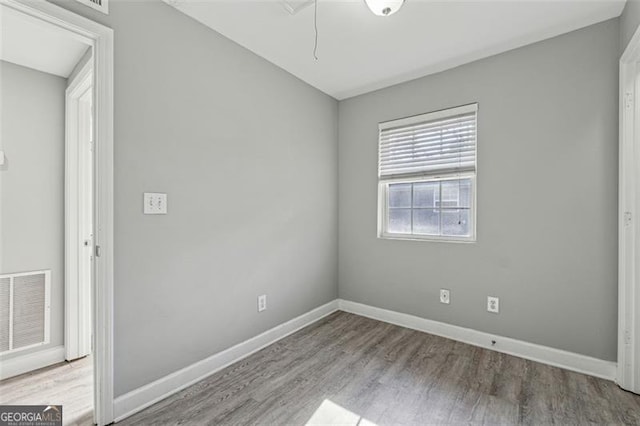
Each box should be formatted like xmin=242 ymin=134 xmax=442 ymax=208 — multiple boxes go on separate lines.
xmin=258 ymin=294 xmax=267 ymax=312
xmin=487 ymin=296 xmax=499 ymax=313
xmin=440 ymin=289 xmax=450 ymax=304
xmin=143 ymin=193 xmax=168 ymax=214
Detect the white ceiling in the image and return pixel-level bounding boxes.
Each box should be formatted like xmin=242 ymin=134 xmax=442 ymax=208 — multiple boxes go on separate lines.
xmin=1 ymin=4 xmax=90 ymax=78
xmin=166 ymin=0 xmax=625 ymax=100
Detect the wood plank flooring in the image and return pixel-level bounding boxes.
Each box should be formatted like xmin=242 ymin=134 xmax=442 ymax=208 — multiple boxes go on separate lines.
xmin=120 ymin=311 xmax=640 ymax=425
xmin=0 ymin=355 xmax=93 ymax=426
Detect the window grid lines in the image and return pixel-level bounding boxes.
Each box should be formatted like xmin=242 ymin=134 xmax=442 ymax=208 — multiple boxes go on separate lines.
xmin=410 ymin=184 xmax=414 ymax=232
xmin=438 ymin=181 xmax=442 ymax=235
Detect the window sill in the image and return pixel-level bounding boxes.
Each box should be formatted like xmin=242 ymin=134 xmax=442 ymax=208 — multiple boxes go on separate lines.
xmin=378 ymin=234 xmax=476 ymax=243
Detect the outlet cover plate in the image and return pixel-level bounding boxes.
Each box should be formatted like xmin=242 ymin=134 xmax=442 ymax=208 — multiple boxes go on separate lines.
xmin=258 ymin=294 xmax=267 ymax=312
xmin=487 ymin=296 xmax=499 ymax=313
xmin=440 ymin=289 xmax=450 ymax=304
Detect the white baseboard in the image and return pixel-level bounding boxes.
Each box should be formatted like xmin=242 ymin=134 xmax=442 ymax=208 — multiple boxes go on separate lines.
xmin=338 ymin=299 xmax=617 ymax=381
xmin=113 ymin=300 xmax=339 ymax=422
xmin=114 ymin=298 xmax=617 ymax=423
xmin=0 ymin=346 xmax=65 ymax=380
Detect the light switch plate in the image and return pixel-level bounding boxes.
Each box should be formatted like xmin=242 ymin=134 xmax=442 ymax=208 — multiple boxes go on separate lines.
xmin=144 ymin=193 xmax=167 ymax=214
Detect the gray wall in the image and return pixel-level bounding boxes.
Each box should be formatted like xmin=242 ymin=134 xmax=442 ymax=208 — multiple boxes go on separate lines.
xmin=338 ymin=19 xmax=620 ymax=361
xmin=0 ymin=60 xmax=66 ymax=360
xmin=48 ymin=0 xmax=338 ymax=396
xmin=42 ymin=0 xmax=619 ymax=397
xmin=621 ymin=0 xmax=640 ymax=53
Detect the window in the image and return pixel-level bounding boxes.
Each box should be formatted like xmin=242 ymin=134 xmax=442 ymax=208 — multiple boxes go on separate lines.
xmin=378 ymin=104 xmax=477 ymax=241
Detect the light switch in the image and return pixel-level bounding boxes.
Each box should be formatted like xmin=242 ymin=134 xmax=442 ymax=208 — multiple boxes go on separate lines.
xmin=144 ymin=193 xmax=167 ymax=215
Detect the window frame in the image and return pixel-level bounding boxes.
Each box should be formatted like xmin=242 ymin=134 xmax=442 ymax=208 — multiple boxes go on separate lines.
xmin=378 ymin=173 xmax=477 ymax=242
xmin=377 ymin=104 xmax=478 ymax=243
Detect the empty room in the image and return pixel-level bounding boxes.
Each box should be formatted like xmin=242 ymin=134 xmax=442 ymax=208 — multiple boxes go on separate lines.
xmin=1 ymin=0 xmax=640 ymax=424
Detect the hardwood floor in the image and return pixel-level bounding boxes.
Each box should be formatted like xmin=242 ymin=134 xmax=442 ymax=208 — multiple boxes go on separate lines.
xmin=120 ymin=311 xmax=640 ymax=425
xmin=0 ymin=355 xmax=93 ymax=426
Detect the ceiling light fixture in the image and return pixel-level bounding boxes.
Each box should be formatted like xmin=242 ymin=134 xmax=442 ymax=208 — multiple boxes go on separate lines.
xmin=364 ymin=0 xmax=405 ymax=16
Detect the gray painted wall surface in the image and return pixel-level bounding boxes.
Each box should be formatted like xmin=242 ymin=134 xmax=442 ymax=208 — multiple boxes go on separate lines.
xmin=40 ymin=0 xmax=619 ymax=397
xmin=49 ymin=0 xmax=338 ymax=396
xmin=338 ymin=19 xmax=619 ymax=361
xmin=621 ymin=0 xmax=640 ymax=53
xmin=0 ymin=61 xmax=66 ymax=360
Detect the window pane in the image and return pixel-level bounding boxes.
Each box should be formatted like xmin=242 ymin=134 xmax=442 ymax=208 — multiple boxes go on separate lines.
xmin=413 ymin=182 xmax=438 ymax=208
xmin=441 ymin=209 xmax=470 ymax=236
xmin=440 ymin=179 xmax=472 ymax=208
xmin=413 ymin=209 xmax=439 ymax=235
xmin=388 ymin=209 xmax=411 ymax=234
xmin=388 ymin=184 xmax=411 ymax=208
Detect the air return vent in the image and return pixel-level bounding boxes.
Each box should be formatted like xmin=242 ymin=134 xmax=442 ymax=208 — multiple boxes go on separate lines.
xmin=0 ymin=271 xmax=51 ymax=355
xmin=74 ymin=0 xmax=109 ymax=14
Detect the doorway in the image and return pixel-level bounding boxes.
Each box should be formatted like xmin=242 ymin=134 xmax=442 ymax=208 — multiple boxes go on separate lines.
xmin=0 ymin=25 xmax=94 ymax=426
xmin=0 ymin=0 xmax=114 ymax=424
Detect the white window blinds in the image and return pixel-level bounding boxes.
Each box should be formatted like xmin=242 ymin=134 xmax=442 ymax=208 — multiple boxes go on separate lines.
xmin=378 ymin=104 xmax=478 ymax=179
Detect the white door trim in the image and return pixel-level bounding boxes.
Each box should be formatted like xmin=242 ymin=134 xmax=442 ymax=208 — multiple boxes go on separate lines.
xmin=0 ymin=0 xmax=116 ymax=423
xmin=65 ymin=61 xmax=93 ymax=362
xmin=618 ymin=26 xmax=640 ymax=394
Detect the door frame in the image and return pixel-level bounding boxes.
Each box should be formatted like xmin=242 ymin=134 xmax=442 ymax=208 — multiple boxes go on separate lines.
xmin=0 ymin=0 xmax=116 ymax=423
xmin=618 ymin=25 xmax=640 ymax=394
xmin=65 ymin=57 xmax=93 ymax=362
